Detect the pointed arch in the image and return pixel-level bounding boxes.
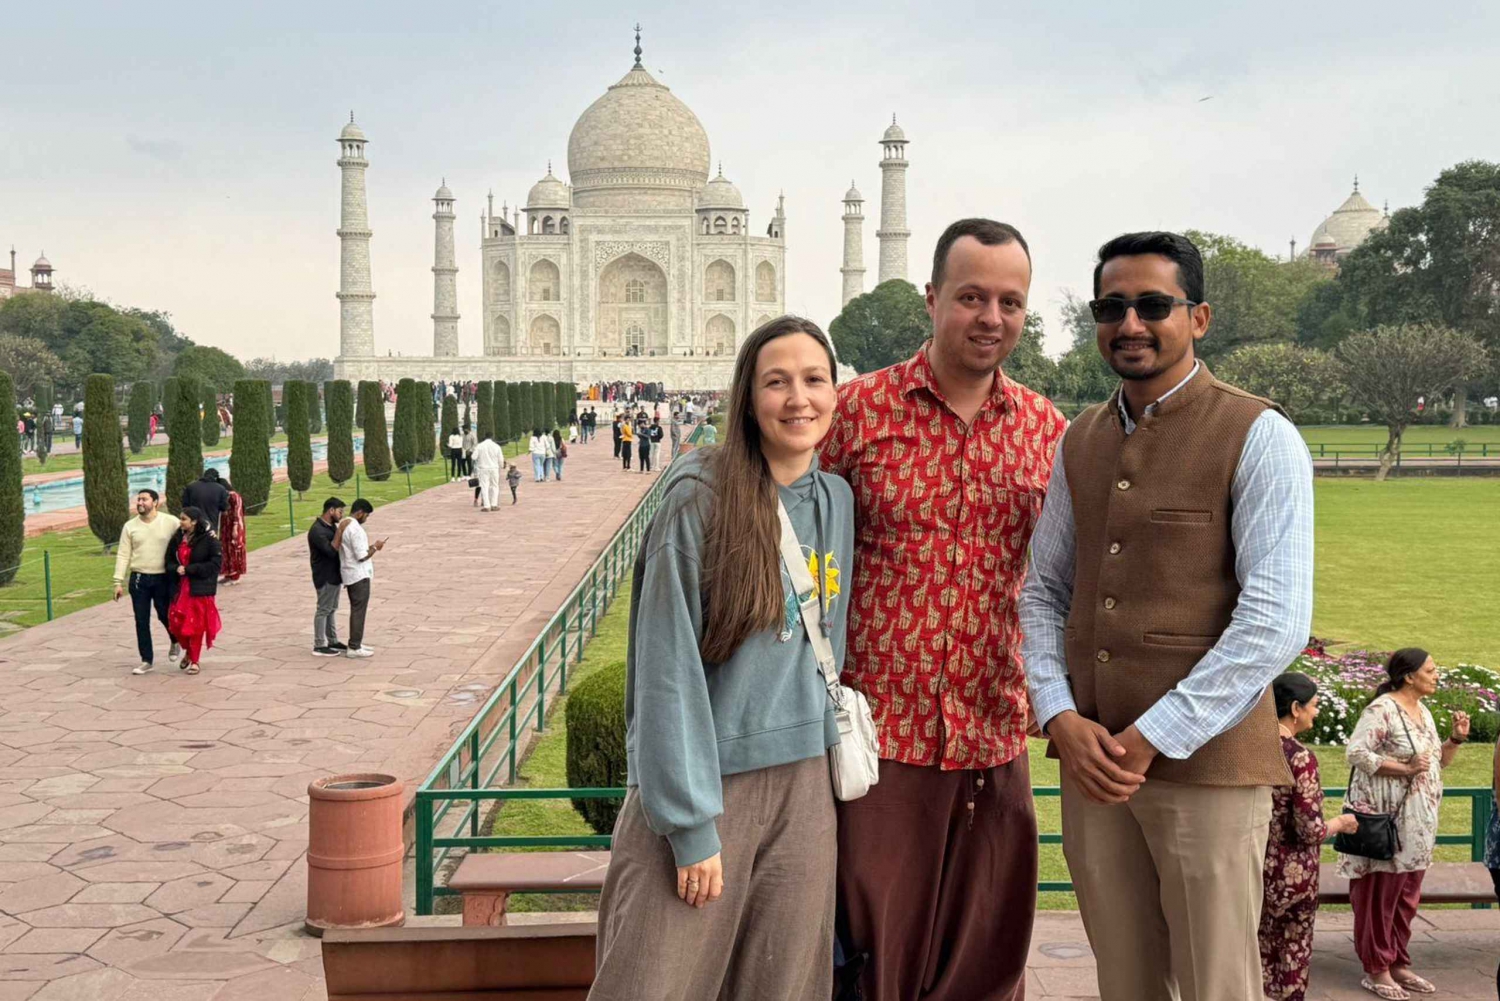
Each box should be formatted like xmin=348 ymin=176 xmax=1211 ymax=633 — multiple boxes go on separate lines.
xmin=529 ymin=313 xmax=561 ymax=355
xmin=755 ymin=261 xmax=776 ymax=302
xmin=704 ymin=259 xmax=736 ymax=303
xmin=705 ymin=314 xmax=735 ymax=356
xmin=487 ymin=314 xmax=513 ymax=355
xmin=528 ymin=259 xmax=561 ymax=301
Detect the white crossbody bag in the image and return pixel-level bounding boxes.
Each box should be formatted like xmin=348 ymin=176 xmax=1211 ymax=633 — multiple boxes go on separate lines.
xmin=776 ymin=498 xmax=880 ymax=801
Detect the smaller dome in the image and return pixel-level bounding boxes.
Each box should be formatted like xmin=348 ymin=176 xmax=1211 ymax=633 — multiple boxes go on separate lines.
xmin=882 ymin=115 xmax=906 ymax=143
xmin=339 ymin=117 xmax=366 ymax=141
xmin=32 ymin=254 xmax=51 ymax=269
xmin=527 ymin=165 xmax=571 ymax=209
xmin=844 ymin=181 xmax=863 ymax=202
xmin=434 ymin=181 xmax=453 ymax=200
xmin=699 ymin=166 xmax=744 ymax=210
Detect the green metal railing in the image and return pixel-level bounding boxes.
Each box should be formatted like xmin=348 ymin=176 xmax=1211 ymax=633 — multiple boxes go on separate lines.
xmin=414 ymin=468 xmax=673 ymax=914
xmin=436 ymin=785 xmax=1496 ymax=904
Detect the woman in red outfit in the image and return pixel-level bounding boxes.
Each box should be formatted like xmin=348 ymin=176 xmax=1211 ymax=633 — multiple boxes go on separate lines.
xmin=166 ymin=506 xmax=222 ymax=676
xmin=1261 ymin=672 xmax=1360 ymax=1001
xmin=218 ymin=488 xmax=247 ymax=583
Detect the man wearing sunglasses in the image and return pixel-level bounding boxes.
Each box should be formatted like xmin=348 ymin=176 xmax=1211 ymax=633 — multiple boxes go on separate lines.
xmin=1020 ymin=231 xmax=1313 ymax=1001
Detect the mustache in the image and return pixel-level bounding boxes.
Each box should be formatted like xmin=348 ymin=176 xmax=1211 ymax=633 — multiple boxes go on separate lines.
xmin=1110 ymin=335 xmax=1159 ymax=351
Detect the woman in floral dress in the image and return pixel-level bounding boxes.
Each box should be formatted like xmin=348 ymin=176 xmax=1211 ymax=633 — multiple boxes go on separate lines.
xmin=218 ymin=487 xmax=246 ymax=584
xmin=1338 ymin=648 xmax=1470 ymax=1000
xmin=1262 ymin=673 xmax=1360 ymax=1001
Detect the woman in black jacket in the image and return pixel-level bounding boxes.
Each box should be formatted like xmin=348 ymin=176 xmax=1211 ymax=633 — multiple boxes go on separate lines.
xmin=166 ymin=506 xmax=223 ymax=675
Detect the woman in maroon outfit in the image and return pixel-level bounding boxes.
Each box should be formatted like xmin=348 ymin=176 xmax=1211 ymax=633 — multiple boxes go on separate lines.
xmin=166 ymin=506 xmax=222 ymax=676
xmin=1261 ymin=672 xmax=1359 ymax=1001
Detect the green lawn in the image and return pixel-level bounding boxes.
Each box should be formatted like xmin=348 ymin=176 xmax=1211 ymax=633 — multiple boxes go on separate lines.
xmin=1313 ymin=478 xmax=1499 ymax=667
xmin=1300 ymin=424 xmax=1500 ymax=456
xmin=22 ymin=433 xmax=291 ymax=475
xmin=0 ymin=440 xmax=528 ymax=633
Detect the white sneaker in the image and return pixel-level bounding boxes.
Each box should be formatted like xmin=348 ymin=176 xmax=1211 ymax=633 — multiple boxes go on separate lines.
xmin=345 ymin=647 xmax=374 ymax=658
xmin=131 ymin=663 xmax=154 ymax=675
xmin=168 ymin=643 xmax=182 ymax=662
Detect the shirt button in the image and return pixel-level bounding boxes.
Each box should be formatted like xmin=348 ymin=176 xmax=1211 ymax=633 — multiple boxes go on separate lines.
xmin=1117 ymin=479 xmax=1131 ymax=491
xmin=1097 ymin=649 xmax=1111 ymax=663
xmin=1108 ymin=542 xmax=1122 ymax=555
xmin=1103 ymin=597 xmax=1116 ymax=610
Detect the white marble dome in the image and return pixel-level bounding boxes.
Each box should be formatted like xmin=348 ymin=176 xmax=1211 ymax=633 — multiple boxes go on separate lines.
xmin=1309 ymin=183 xmax=1387 ymax=254
xmin=844 ymin=181 xmax=863 ymax=202
xmin=882 ymin=117 xmax=907 ymax=143
xmin=698 ymin=167 xmax=744 ymax=209
xmin=567 ymin=65 xmax=711 ymax=197
xmin=434 ymin=182 xmax=453 ymax=200
xmin=340 ymin=119 xmax=366 ymax=141
xmin=527 ymin=166 xmax=571 ymax=209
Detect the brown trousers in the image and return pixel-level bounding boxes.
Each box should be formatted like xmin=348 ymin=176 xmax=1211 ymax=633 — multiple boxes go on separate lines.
xmin=836 ymin=755 xmax=1038 ymax=1001
xmin=590 ymin=756 xmax=836 ymax=1001
xmin=1350 ymin=870 xmax=1426 ymax=975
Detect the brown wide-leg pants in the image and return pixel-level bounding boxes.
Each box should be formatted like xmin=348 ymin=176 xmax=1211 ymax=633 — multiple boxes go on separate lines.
xmin=590 ymin=755 xmax=836 ymax=1001
xmin=836 ymin=755 xmax=1039 ymax=1001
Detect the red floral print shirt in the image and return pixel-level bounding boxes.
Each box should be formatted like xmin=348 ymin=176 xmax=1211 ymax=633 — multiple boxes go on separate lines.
xmin=820 ymin=346 xmax=1066 ymax=770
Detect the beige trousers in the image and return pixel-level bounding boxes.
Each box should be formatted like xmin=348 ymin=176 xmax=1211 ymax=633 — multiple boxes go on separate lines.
xmin=590 ymin=756 xmax=836 ymax=1001
xmin=1062 ymin=774 xmax=1273 ymax=1001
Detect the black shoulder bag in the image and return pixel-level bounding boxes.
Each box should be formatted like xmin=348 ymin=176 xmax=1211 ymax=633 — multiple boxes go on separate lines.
xmin=1333 ymin=706 xmax=1418 ymax=861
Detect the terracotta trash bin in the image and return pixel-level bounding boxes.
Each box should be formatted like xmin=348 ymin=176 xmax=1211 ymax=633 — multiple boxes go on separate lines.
xmin=306 ymin=773 xmax=406 ymax=936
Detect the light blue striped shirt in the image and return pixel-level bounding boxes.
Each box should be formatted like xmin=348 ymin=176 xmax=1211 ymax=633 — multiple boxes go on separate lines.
xmin=1019 ymin=368 xmax=1315 ymax=760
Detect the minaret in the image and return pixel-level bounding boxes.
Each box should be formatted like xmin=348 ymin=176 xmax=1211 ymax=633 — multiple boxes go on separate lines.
xmin=336 ymin=113 xmax=376 ymax=358
xmin=876 ymin=115 xmax=910 ymax=284
xmin=431 ymin=179 xmax=460 ymax=357
xmin=840 ymin=182 xmax=866 ymax=306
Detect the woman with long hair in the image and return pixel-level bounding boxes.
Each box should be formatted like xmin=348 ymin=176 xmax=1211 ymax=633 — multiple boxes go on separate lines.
xmin=1339 ymin=648 xmax=1471 ymax=999
xmin=218 ymin=481 xmax=246 ymax=584
xmin=166 ymin=505 xmax=223 ymax=676
xmin=1261 ymin=672 xmax=1360 ymax=1001
xmin=589 ymin=317 xmax=853 ymax=1000
xmin=551 ymin=428 xmax=567 ymax=481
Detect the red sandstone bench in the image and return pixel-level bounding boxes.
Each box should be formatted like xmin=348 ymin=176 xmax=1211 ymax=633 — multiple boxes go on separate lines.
xmin=1319 ymin=862 xmax=1496 ymax=904
xmin=449 ymin=851 xmax=611 ymax=926
xmin=323 ymin=923 xmax=596 ymax=1000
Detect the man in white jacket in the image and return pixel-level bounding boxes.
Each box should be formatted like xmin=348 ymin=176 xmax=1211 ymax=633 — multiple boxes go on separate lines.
xmin=471 ymin=432 xmax=505 ymax=511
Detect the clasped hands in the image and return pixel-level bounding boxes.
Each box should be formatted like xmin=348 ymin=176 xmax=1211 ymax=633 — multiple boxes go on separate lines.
xmin=1049 ymin=711 xmax=1156 ymax=804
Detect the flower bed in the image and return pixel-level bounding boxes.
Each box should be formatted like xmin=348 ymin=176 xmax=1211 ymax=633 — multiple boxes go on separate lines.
xmin=1291 ymin=639 xmax=1499 ymax=745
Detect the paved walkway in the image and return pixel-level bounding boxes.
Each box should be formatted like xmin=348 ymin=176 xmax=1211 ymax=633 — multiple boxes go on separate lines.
xmin=0 ymin=439 xmax=661 ymax=1000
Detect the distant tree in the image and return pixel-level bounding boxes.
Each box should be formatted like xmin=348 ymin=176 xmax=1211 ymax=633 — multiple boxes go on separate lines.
xmin=32 ymin=380 xmax=53 ymax=467
xmin=243 ymin=357 xmax=335 ymax=386
xmin=355 ymin=380 xmax=368 ymax=429
xmin=229 ymin=379 xmax=273 ymax=513
xmin=307 ymin=382 xmax=322 ymax=435
xmin=324 ymin=380 xmax=355 ymax=485
xmin=417 ymin=382 xmax=436 ymax=463
xmin=531 ymin=382 xmax=547 ymax=433
xmin=392 ymin=378 xmax=420 ymax=471
xmin=441 ymin=394 xmax=459 ymax=441
xmin=475 ymin=381 xmax=494 ymax=442
xmin=508 ymin=382 xmax=524 ymax=438
xmin=200 ymin=381 xmax=220 ymax=447
xmin=556 ymin=380 xmax=573 ymax=426
xmin=174 ymin=344 xmax=246 ymax=394
xmin=160 ymin=377 xmax=180 ymax=436
xmin=359 ymin=380 xmax=393 ymax=482
xmin=283 ymin=381 xmax=313 ymax=498
xmin=127 ymin=380 xmax=153 ymax=454
xmin=1004 ymin=313 xmax=1058 ymax=397
xmin=1336 ymin=324 xmax=1489 ymax=480
xmin=541 ymin=382 xmax=556 ymax=432
xmin=0 ymin=334 xmax=66 ymax=395
xmin=0 ymin=372 xmax=23 ymax=584
xmin=830 ymin=279 xmax=930 ymax=374
xmin=1217 ymin=343 xmax=1346 ymax=424
xmin=1053 ymin=291 xmax=1117 ymax=405
xmin=1185 ymin=231 xmax=1330 ymax=363
xmin=166 ymin=377 xmax=204 ymax=514
xmin=493 ymin=381 xmax=510 ymax=443
xmin=83 ymin=374 xmax=130 ymax=547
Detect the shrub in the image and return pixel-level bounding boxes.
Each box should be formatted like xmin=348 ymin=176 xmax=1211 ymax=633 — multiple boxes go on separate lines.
xmin=565 ymin=659 xmax=629 ymax=835
xmin=556 ymin=381 xmax=573 ymax=426
xmin=535 ymin=383 xmax=550 ymax=433
xmin=83 ymin=374 xmax=130 ymax=547
xmin=541 ymin=382 xmax=556 ymax=434
xmin=493 ymin=381 xmax=510 ymax=444
xmin=475 ymin=381 xmax=493 ymax=442
xmin=127 ymin=380 xmax=153 ymax=453
xmin=325 ymin=380 xmax=355 ymax=485
xmin=283 ymin=380 xmax=313 ymax=497
xmin=307 ymin=383 xmax=322 ymax=435
xmin=32 ymin=380 xmax=52 ymax=467
xmin=165 ymin=376 xmax=204 ymax=514
xmin=0 ymin=372 xmax=24 ymax=584
xmin=200 ymin=381 xmax=220 ymax=447
xmin=229 ymin=379 xmax=273 ymax=514
xmin=441 ymin=394 xmax=458 ymax=445
xmin=392 ymin=378 xmax=419 ymax=471
xmin=160 ymin=376 xmax=179 ymax=434
xmin=355 ymin=381 xmax=367 ymax=429
xmin=360 ymin=380 xmax=392 ymax=481
xmin=417 ymin=382 xmax=436 ymax=464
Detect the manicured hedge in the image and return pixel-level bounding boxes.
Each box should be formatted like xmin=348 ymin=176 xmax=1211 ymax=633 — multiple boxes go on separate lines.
xmin=417 ymin=382 xmax=436 ymax=464
xmin=284 ymin=380 xmax=313 ymax=497
xmin=441 ymin=394 xmax=459 ymax=443
xmin=165 ymin=376 xmax=203 ymax=515
xmin=475 ymin=381 xmax=494 ymax=442
xmin=160 ymin=377 xmax=180 ymax=436
xmin=556 ymin=381 xmax=573 ymax=427
xmin=493 ymin=381 xmax=510 ymax=444
xmin=564 ymin=659 xmax=629 ymax=835
xmin=541 ymin=382 xmax=555 ymax=434
xmin=392 ymin=378 xmax=419 ymax=471
xmin=307 ymin=382 xmax=322 ymax=435
xmin=0 ymin=372 xmax=24 ymax=584
xmin=229 ymin=379 xmax=273 ymax=514
xmin=508 ymin=382 xmax=524 ymax=440
xmin=127 ymin=380 xmax=153 ymax=454
xmin=324 ymin=380 xmax=355 ymax=485
xmin=32 ymin=381 xmax=53 ymax=467
xmin=201 ymin=381 xmax=220 ymax=447
xmin=360 ymin=380 xmax=392 ymax=481
xmin=83 ymin=374 xmax=130 ymax=547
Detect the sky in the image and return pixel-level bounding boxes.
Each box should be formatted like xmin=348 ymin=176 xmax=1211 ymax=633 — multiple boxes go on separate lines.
xmin=4 ymin=1 xmax=1499 ymax=361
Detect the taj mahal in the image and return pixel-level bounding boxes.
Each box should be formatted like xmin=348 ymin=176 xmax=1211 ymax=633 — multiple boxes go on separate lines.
xmin=332 ymin=31 xmax=913 ymax=389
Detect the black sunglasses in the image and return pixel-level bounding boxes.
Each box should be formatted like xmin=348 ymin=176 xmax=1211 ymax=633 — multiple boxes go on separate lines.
xmin=1089 ymin=294 xmax=1198 ymax=324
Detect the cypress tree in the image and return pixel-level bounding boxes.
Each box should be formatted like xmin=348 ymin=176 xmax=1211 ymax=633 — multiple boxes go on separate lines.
xmin=392 ymin=378 xmax=418 ymax=471
xmin=83 ymin=374 xmax=130 ymax=547
xmin=0 ymin=372 xmax=24 ymax=585
xmin=417 ymin=382 xmax=436 ymax=464
xmin=230 ymin=379 xmax=273 ymax=514
xmin=307 ymin=382 xmax=323 ymax=435
xmin=166 ymin=376 xmax=204 ymax=515
xmin=508 ymin=382 xmax=524 ymax=439
xmin=33 ymin=380 xmax=52 ymax=467
xmin=200 ymin=381 xmax=220 ymax=448
xmin=518 ymin=381 xmax=533 ymax=434
xmin=127 ymin=380 xmax=152 ymax=454
xmin=441 ymin=394 xmax=459 ymax=443
xmin=493 ymin=381 xmax=510 ymax=444
xmin=284 ymin=381 xmax=313 ymax=498
xmin=160 ymin=377 xmax=180 ymax=437
xmin=541 ymin=382 xmax=555 ymax=433
xmin=475 ymin=381 xmax=493 ymax=442
xmin=325 ymin=380 xmax=355 ymax=485
xmin=531 ymin=382 xmax=547 ymax=433
xmin=557 ymin=380 xmax=573 ymax=426
xmin=359 ymin=380 xmax=392 ymax=482
xmin=356 ymin=380 xmax=370 ymax=429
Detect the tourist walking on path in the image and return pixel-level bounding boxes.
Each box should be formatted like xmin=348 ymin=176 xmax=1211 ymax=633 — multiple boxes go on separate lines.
xmin=552 ymin=429 xmax=568 ymax=480
xmin=620 ymin=419 xmax=634 ymax=470
xmin=1338 ymin=648 xmax=1470 ymax=999
xmin=1261 ymin=672 xmax=1360 ymax=1001
xmin=611 ymin=413 xmax=623 ymax=458
xmin=166 ymin=506 xmax=222 ymax=676
xmin=529 ymin=428 xmax=548 ymax=482
xmin=591 ymin=316 xmax=852 ymax=1001
xmin=113 ymin=488 xmax=182 ymax=675
xmin=182 ymin=469 xmax=230 ymax=533
xmin=334 ymin=499 xmax=383 ymax=658
xmin=462 ymin=424 xmax=477 ymax=477
xmin=72 ymin=413 xmax=82 ymax=448
xmin=472 ymin=432 xmax=505 ymax=511
xmin=1021 ymin=230 xmax=1315 ymax=1001
xmin=669 ymin=412 xmax=682 ymax=459
xmin=649 ymin=418 xmax=664 ymax=467
xmin=308 ymin=497 xmax=348 ymax=657
xmin=820 ymin=220 xmax=1065 ymax=1001
xmin=218 ymin=485 xmax=246 ymax=584
xmin=636 ymin=420 xmax=652 ymax=473
xmin=506 ymin=463 xmax=521 ymax=504
xmin=447 ymin=427 xmax=464 ymax=480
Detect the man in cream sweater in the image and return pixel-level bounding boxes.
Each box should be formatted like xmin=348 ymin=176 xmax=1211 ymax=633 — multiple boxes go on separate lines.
xmin=112 ymin=489 xmax=181 ymax=674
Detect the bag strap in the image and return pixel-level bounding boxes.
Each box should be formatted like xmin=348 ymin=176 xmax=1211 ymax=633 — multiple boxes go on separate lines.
xmin=1345 ymin=699 xmax=1420 ymax=818
xmin=775 ymin=497 xmax=842 ymax=704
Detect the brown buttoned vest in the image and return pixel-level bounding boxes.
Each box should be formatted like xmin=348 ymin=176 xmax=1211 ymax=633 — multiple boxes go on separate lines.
xmin=1060 ymin=364 xmax=1292 ymax=787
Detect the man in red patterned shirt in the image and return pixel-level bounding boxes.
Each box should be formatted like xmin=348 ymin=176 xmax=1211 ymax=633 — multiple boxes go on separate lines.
xmin=821 ymin=218 xmax=1066 ymax=1001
